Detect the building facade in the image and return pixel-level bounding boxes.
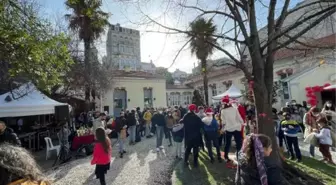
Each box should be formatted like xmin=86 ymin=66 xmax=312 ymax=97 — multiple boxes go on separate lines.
xmin=106 ymin=23 xmax=141 ymax=70
xmin=166 ymin=84 xmax=193 ymax=107
xmin=183 ymin=33 xmax=335 ymax=109
xmin=101 ymin=71 xmax=166 ymax=116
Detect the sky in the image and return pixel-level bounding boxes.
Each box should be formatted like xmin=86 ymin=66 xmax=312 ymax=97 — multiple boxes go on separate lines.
xmin=39 ymin=0 xmax=302 ymax=73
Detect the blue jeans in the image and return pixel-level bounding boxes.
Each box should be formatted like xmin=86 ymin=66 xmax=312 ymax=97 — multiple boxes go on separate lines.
xmin=118 ymin=133 xmax=125 ymax=152
xmin=224 ymin=130 xmax=242 ymax=160
xmin=156 ymin=126 xmax=164 ymax=148
xmin=128 ymin=125 xmax=136 ymax=143
xmin=146 ymin=123 xmax=151 ymax=136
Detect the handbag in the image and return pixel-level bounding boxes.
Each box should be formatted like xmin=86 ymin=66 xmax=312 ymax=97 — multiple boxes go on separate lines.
xmin=120 ymin=129 xmax=126 ymax=139
xmin=310 ymin=135 xmax=319 ymax=147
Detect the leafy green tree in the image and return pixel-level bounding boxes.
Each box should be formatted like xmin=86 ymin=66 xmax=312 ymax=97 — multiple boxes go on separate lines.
xmin=187 ymin=18 xmax=216 ymax=106
xmin=192 ymin=89 xmax=205 ymax=106
xmin=0 ymin=0 xmax=73 ymax=95
xmin=156 ymin=67 xmax=174 ymax=84
xmin=65 ymin=0 xmax=109 ymax=109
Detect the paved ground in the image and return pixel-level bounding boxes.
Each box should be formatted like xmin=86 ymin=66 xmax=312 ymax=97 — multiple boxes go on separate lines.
xmin=46 ymin=137 xmax=176 ymax=185
xmin=44 ymin=134 xmax=336 ymax=185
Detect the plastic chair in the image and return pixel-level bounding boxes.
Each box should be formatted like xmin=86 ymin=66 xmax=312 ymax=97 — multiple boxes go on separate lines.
xmin=44 ymin=137 xmax=60 ymax=160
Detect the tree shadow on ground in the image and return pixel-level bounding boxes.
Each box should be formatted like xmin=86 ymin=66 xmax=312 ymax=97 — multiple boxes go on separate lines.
xmin=44 ymin=150 xmax=82 ymax=182
xmin=147 ymin=148 xmax=178 ymax=185
xmin=173 ymin=150 xmax=236 ymax=185
xmin=285 ymin=156 xmax=336 ymax=185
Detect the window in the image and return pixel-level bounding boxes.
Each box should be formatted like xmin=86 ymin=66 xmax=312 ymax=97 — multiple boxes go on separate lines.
xmin=119 ymin=27 xmax=122 ymax=32
xmin=103 ymin=106 xmax=109 ymax=113
xmin=113 ymin=46 xmax=118 ymax=52
xmin=211 ymin=84 xmax=217 ymax=96
xmin=111 ymin=25 xmax=115 ymax=30
xmin=280 ymin=73 xmax=287 ymax=79
xmin=114 ymin=99 xmax=123 ymax=108
xmin=282 ymin=82 xmax=290 ymax=99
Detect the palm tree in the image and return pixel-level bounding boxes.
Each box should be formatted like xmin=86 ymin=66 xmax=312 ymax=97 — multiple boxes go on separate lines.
xmin=187 ymin=18 xmax=216 ymax=106
xmin=65 ymin=0 xmax=109 ymax=110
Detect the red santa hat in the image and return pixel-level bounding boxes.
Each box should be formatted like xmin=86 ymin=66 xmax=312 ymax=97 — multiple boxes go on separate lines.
xmin=188 ymin=104 xmax=197 ymax=112
xmin=221 ymin=95 xmax=230 ymax=104
xmin=205 ymin=108 xmax=214 ymax=115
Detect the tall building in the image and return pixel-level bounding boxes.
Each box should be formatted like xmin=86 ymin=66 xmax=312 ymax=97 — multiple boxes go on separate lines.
xmin=106 ymin=23 xmax=141 ymax=70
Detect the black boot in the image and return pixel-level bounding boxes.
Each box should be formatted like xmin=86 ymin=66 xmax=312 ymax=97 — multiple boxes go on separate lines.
xmin=119 ymin=152 xmax=123 ymax=158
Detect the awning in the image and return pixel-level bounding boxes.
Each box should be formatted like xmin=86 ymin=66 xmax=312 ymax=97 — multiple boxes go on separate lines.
xmin=324 ymin=84 xmax=336 ymax=90
xmin=212 ymin=84 xmax=242 ymax=100
xmin=0 ymin=83 xmax=67 ymax=118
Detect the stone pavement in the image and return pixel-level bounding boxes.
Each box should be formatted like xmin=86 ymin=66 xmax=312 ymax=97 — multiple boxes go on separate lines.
xmin=46 ymin=137 xmax=175 ymax=185
xmin=46 ymin=135 xmax=336 ymax=185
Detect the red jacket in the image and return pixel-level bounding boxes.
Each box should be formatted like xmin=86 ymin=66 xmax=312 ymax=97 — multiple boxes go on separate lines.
xmin=237 ymin=104 xmax=246 ymax=123
xmin=91 ymin=141 xmax=111 ymax=165
xmin=237 ymin=104 xmax=246 ymax=138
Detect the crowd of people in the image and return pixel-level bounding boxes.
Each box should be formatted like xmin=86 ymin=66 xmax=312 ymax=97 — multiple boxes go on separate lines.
xmin=0 ymin=96 xmax=335 ymax=185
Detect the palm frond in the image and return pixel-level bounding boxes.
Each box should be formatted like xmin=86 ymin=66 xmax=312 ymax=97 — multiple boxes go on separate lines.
xmin=64 ymin=0 xmax=109 ymax=41
xmin=188 ymin=17 xmax=217 ymax=60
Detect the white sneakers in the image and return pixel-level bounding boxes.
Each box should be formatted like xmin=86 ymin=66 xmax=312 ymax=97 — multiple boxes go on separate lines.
xmin=156 ymin=146 xmax=164 ymax=152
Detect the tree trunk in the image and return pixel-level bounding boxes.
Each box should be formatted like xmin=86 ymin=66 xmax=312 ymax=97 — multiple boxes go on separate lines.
xmin=84 ymin=40 xmax=91 ymax=111
xmin=253 ymin=64 xmax=281 ymax=165
xmin=201 ymin=59 xmax=209 ymax=106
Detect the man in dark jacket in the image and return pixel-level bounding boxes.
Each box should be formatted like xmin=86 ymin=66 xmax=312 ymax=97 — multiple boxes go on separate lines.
xmin=181 ymin=104 xmax=203 ymax=167
xmin=179 ymin=106 xmax=187 ymax=118
xmin=136 ymin=107 xmax=145 ymax=137
xmin=0 ymin=121 xmax=21 ymax=146
xmin=151 ymin=109 xmax=166 ymax=152
xmin=127 ymin=110 xmax=137 ymax=145
xmin=115 ymin=112 xmax=128 ymax=158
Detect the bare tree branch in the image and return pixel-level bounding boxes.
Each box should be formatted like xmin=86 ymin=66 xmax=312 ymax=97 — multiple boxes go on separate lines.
xmin=271 ymin=7 xmax=336 ymax=54
xmin=261 ymin=5 xmax=336 ymax=51
xmin=168 ymin=38 xmax=192 ymax=68
xmin=179 ymin=3 xmax=235 ymax=20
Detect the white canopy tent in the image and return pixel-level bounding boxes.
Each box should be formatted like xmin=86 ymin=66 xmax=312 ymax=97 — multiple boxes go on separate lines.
xmin=0 ymin=83 xmax=67 ymax=118
xmin=324 ymin=84 xmax=336 ymax=90
xmin=212 ymin=84 xmax=243 ymax=101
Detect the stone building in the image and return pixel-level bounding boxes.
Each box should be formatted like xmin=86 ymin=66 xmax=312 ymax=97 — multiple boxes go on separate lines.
xmin=100 ymin=70 xmax=166 ymax=116
xmin=106 ymin=23 xmax=141 ymax=70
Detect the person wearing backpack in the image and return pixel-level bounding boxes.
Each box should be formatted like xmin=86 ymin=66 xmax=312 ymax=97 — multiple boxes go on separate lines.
xmin=202 ymin=108 xmax=222 ymax=163
xmin=172 ymin=122 xmax=184 ymax=159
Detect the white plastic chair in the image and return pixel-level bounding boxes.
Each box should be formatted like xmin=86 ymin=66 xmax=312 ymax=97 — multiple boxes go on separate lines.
xmin=44 ymin=137 xmax=60 ymax=160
